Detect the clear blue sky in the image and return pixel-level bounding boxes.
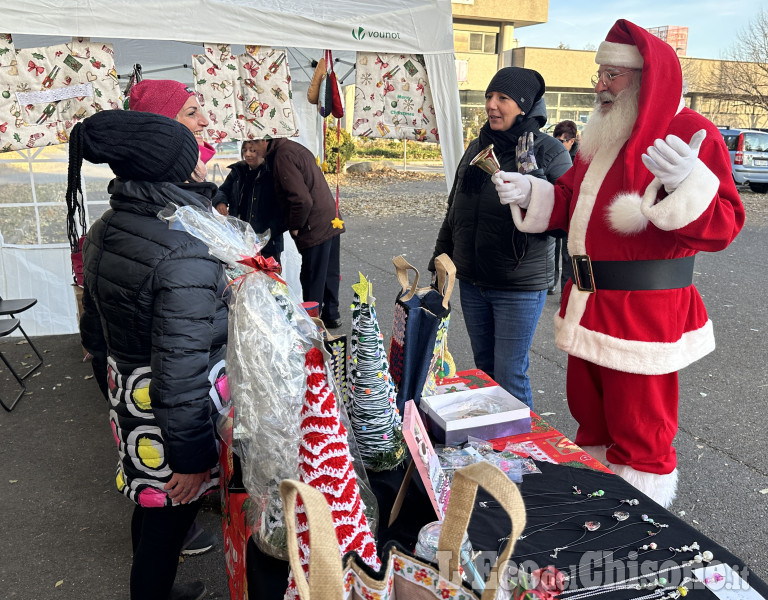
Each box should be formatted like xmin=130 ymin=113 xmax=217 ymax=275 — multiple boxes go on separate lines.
xmin=514 ymin=1 xmax=766 ymax=60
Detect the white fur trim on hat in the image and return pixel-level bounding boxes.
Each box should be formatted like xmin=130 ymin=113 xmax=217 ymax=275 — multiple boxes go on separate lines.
xmin=596 ymin=41 xmax=644 ymax=69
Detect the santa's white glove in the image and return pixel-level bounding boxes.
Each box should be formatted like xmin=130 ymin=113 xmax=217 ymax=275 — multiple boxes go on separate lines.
xmin=492 ymin=170 xmax=531 ymax=209
xmin=641 ymin=129 xmax=706 ymax=193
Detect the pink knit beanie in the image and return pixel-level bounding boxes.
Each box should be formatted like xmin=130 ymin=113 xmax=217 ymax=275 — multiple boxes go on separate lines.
xmin=129 ymin=79 xmax=196 ymax=119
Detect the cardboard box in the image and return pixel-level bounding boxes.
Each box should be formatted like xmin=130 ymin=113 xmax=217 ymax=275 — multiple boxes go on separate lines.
xmin=420 ymin=386 xmax=531 ymax=445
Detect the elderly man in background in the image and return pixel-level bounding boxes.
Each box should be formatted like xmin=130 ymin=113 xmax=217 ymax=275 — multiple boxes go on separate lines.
xmin=493 ymin=19 xmax=744 ymax=507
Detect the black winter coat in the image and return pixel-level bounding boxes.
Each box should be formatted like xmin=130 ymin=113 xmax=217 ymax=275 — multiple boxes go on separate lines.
xmin=213 ymin=160 xmax=286 ymax=259
xmin=432 ymin=101 xmax=571 ymax=290
xmin=80 ymin=179 xmax=228 ymax=504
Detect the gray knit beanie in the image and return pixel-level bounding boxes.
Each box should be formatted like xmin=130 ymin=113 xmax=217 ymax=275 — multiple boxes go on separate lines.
xmin=486 ymin=67 xmax=546 ymax=115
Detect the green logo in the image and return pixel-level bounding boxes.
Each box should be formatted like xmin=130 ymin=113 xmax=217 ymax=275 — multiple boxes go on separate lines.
xmin=352 ymin=26 xmax=401 ymax=41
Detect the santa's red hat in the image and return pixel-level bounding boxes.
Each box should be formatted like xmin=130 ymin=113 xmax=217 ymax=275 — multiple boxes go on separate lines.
xmin=595 ymin=19 xmax=683 ymax=193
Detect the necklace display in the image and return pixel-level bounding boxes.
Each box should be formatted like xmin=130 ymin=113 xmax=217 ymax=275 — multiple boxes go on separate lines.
xmin=557 ymin=548 xmax=714 ymax=600
xmin=509 ymin=515 xmax=667 ymax=560
xmin=517 ymin=508 xmax=631 ymax=541
xmin=547 ymin=515 xmax=667 ymax=559
xmin=563 ymin=541 xmax=703 ymax=593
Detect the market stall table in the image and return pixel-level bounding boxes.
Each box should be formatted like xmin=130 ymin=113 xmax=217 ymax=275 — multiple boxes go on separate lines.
xmin=223 ymin=370 xmax=768 ymax=600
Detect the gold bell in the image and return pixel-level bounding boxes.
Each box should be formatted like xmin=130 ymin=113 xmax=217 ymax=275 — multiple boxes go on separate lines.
xmin=470 ymin=143 xmax=501 ymax=176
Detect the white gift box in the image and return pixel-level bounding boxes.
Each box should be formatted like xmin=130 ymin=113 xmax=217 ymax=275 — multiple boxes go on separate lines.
xmin=420 ymin=386 xmax=531 ymax=445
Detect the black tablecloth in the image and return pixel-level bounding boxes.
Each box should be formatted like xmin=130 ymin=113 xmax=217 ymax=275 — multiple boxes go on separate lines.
xmin=246 ymin=461 xmax=768 ymax=600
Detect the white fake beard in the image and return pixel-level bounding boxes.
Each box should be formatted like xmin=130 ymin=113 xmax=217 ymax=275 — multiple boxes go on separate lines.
xmin=579 ymin=77 xmax=641 ymax=162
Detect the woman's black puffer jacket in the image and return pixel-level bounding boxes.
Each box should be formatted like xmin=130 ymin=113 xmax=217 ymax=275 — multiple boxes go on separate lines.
xmin=80 ymin=179 xmax=227 ymax=505
xmin=432 ymin=99 xmax=571 ymax=290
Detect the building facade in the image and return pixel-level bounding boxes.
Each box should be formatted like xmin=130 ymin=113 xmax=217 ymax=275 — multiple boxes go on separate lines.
xmin=449 ymin=1 xmax=768 ymax=142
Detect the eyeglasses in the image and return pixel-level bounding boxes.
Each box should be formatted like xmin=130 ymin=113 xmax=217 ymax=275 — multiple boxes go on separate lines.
xmin=590 ymin=69 xmax=637 ymax=87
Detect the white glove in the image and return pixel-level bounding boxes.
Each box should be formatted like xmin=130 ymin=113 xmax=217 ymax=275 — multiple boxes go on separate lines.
xmin=641 ymin=129 xmax=706 ymax=192
xmin=492 ymin=170 xmax=531 ymax=209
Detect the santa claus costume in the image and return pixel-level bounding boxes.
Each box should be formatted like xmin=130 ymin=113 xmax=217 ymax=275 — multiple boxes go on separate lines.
xmin=508 ymin=19 xmax=744 ymax=507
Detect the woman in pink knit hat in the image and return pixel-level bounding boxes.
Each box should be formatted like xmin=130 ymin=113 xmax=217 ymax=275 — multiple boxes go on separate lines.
xmin=130 ymin=79 xmax=218 ymax=194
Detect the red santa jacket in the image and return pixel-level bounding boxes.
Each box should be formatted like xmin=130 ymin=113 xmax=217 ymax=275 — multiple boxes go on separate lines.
xmin=514 ymin=108 xmax=745 ymax=375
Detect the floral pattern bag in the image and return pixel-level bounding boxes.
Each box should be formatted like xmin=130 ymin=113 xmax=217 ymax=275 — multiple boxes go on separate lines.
xmin=352 ymin=52 xmax=439 ymax=143
xmin=192 ymin=43 xmax=298 ymax=142
xmin=0 ymin=34 xmax=122 ymax=152
xmin=280 ymin=461 xmax=527 ymax=600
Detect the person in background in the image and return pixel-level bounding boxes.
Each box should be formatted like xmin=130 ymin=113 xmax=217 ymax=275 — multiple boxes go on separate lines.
xmin=553 ymin=119 xmax=579 ymax=160
xmin=493 ymin=19 xmax=744 ymax=507
xmin=74 ymin=111 xmax=227 ymax=600
xmin=222 ymin=137 xmax=344 ymax=329
xmin=548 ymin=119 xmax=579 ymax=294
xmin=213 ymin=140 xmax=286 ymax=261
xmin=430 ymin=66 xmax=571 ymax=409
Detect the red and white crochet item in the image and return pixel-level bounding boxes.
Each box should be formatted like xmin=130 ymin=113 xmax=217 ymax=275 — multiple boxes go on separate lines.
xmin=284 ymin=347 xmax=380 ymax=600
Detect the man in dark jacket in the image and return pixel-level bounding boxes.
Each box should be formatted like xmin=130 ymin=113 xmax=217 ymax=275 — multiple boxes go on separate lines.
xmin=225 ymin=137 xmax=345 ymax=328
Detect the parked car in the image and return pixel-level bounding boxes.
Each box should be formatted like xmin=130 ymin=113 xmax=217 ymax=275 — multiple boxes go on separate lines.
xmin=719 ymin=127 xmax=768 ymax=193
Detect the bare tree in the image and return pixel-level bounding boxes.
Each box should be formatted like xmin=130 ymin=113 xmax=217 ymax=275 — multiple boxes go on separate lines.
xmin=701 ymin=8 xmax=768 ymax=127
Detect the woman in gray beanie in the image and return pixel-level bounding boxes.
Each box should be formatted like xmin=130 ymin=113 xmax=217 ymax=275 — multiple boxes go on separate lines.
xmin=71 ymin=110 xmax=227 ymax=600
xmin=430 ymin=66 xmax=571 ymax=409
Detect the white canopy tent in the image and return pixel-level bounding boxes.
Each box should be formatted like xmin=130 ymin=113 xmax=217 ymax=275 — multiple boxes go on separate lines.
xmin=0 ymin=0 xmax=462 ymax=335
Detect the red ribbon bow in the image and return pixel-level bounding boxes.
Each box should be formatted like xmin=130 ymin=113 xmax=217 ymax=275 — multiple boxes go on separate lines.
xmin=236 ymin=254 xmax=285 ymax=284
xmin=28 ymin=60 xmax=45 ymax=75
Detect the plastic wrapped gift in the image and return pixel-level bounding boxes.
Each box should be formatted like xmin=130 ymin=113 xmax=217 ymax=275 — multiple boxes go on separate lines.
xmin=161 ymin=205 xmax=376 ymax=558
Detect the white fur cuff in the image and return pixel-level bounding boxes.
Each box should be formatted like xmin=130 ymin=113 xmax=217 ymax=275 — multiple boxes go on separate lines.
xmin=511 ymin=176 xmax=555 ymax=233
xmin=641 ymin=160 xmax=719 ymax=231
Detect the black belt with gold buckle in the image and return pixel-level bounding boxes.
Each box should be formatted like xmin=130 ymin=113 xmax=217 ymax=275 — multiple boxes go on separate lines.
xmin=571 ymin=255 xmax=695 ymax=293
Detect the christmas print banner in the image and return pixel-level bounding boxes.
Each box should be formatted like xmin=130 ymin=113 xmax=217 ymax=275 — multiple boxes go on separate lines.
xmin=192 ymin=44 xmax=298 ymax=143
xmin=352 ymin=52 xmax=439 ymax=143
xmin=0 ymin=35 xmax=122 ymax=152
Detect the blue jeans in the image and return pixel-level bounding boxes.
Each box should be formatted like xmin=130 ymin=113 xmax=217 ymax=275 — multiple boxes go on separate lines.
xmin=459 ymin=281 xmax=547 ymax=409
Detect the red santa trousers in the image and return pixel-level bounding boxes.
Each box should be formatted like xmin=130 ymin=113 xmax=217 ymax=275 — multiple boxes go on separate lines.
xmin=567 ymin=355 xmax=678 ymax=474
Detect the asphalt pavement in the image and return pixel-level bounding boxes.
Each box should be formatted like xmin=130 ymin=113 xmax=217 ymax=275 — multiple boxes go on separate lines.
xmin=1 ymin=195 xmax=767 ymax=598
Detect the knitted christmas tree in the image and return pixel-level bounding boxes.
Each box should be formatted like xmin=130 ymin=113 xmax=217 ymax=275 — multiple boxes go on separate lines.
xmin=285 ymin=347 xmax=380 ymax=600
xmin=347 ymin=273 xmax=406 ymax=471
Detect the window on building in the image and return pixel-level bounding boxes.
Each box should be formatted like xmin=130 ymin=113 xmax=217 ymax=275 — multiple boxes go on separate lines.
xmin=454 ymin=30 xmax=497 ymax=54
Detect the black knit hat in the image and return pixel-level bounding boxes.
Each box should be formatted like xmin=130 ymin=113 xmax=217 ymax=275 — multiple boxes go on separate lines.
xmin=73 ymin=109 xmax=199 ymax=182
xmin=486 ymin=67 xmax=546 ymax=115
xmin=64 ymin=110 xmax=200 ymax=256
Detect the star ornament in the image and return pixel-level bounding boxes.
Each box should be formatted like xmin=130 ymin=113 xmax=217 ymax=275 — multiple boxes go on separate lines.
xmin=331 ymin=216 xmax=344 ymax=229
xmin=352 ymin=272 xmax=372 ymax=305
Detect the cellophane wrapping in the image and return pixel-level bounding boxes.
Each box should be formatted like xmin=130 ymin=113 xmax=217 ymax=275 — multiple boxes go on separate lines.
xmin=162 ymin=205 xmax=378 ymax=558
